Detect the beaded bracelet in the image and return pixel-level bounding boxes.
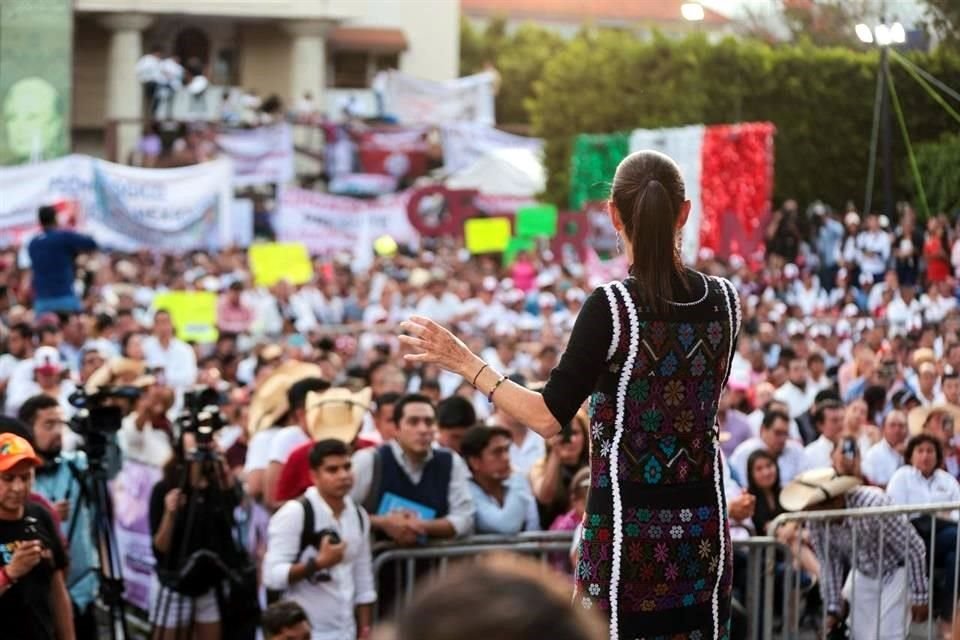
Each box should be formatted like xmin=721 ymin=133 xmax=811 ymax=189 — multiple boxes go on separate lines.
xmin=487 ymin=375 xmax=507 ymax=403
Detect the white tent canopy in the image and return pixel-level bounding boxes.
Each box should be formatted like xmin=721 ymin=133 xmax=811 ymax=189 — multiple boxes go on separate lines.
xmin=445 ymin=147 xmax=545 ymax=197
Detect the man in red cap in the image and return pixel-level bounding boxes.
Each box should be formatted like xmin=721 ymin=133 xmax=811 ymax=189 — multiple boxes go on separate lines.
xmin=0 ymin=432 xmax=73 ymax=640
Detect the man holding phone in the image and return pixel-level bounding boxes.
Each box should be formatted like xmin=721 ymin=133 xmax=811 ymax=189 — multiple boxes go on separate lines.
xmin=0 ymin=432 xmax=74 ymax=640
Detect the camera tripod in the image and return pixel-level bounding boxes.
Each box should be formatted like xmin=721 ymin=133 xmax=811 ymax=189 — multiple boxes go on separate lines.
xmin=66 ymin=433 xmax=129 ymax=640
xmin=151 ymin=448 xmax=258 ymax=640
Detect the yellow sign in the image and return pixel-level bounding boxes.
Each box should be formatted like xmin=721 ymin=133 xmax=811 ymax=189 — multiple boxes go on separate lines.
xmin=464 ymin=217 xmax=512 ymax=254
xmin=249 ymin=242 xmax=313 ymax=287
xmin=153 ymin=291 xmax=218 ymax=344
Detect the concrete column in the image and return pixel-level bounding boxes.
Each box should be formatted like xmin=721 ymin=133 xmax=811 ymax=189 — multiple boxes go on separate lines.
xmin=282 ymin=20 xmax=333 ymax=106
xmin=98 ymin=13 xmax=153 ymax=163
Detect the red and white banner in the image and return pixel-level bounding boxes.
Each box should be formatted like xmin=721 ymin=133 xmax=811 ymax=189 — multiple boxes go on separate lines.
xmin=275 ymin=188 xmax=418 ymax=255
xmin=628 ymin=122 xmax=775 ymax=261
xmin=215 ymin=123 xmax=294 ymax=187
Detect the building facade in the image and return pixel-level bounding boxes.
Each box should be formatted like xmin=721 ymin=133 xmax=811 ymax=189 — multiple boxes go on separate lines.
xmin=72 ymin=0 xmax=459 ymax=160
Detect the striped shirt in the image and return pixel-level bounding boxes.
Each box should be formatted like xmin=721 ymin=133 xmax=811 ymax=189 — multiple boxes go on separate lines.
xmin=808 ymin=487 xmax=929 ymax=615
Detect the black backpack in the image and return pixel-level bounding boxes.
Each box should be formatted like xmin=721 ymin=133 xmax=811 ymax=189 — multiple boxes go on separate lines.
xmin=265 ymin=495 xmax=364 ymax=604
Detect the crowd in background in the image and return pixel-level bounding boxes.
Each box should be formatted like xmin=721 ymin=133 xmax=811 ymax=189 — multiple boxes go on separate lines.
xmin=2 ymin=195 xmax=960 ymax=640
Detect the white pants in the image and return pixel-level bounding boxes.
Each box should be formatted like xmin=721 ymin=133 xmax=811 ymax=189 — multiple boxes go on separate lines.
xmin=842 ymin=567 xmax=911 ymax=640
xmin=148 ymin=574 xmax=220 ymax=628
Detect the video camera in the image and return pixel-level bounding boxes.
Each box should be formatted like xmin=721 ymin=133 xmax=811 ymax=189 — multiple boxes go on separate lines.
xmin=68 ymin=386 xmax=143 ymax=437
xmin=177 ymin=386 xmax=227 ymax=459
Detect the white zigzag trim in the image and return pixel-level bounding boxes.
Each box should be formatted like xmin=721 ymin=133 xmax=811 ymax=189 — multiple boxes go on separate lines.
xmin=711 ymin=276 xmax=738 ymax=639
xmin=608 ymin=281 xmax=639 ymax=640
xmin=603 ymin=284 xmax=621 ymax=363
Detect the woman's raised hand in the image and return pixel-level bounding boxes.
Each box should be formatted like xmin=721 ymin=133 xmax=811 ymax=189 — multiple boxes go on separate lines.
xmin=399 ymin=316 xmax=476 ymax=377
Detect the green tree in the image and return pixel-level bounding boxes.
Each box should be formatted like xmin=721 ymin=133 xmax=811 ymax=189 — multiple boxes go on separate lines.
xmin=527 ymin=32 xmax=960 ymax=210
xmin=915 ymin=133 xmax=960 ymax=215
xmin=923 ymin=0 xmax=960 ymax=48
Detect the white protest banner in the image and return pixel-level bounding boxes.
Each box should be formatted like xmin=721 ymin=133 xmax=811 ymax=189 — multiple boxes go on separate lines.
xmin=87 ymin=157 xmax=233 ymax=252
xmin=441 ymin=123 xmax=543 ymax=173
xmin=0 ymin=155 xmax=234 ymax=252
xmin=110 ymin=460 xmax=162 ymax=611
xmin=275 ymin=187 xmax=418 ymax=255
xmin=215 ymin=123 xmax=294 ymax=186
xmin=381 ymin=70 xmax=496 ymax=126
xmin=0 ymin=154 xmax=93 ymax=246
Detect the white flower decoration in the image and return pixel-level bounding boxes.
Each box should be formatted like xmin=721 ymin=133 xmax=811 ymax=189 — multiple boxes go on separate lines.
xmin=680 ymin=509 xmax=693 ymax=522
xmin=600 ymin=439 xmax=612 ymax=458
xmin=670 ymin=525 xmax=684 ymax=539
xmin=589 ymin=583 xmax=601 ymax=596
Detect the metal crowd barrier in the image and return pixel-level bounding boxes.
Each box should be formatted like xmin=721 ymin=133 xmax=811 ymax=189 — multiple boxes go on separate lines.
xmin=371 ymin=531 xmax=791 ymax=639
xmin=771 ymin=500 xmax=960 ymax=640
xmin=372 ymin=502 xmax=960 ymax=640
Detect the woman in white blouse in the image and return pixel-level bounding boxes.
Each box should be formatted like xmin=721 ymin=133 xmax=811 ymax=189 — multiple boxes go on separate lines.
xmin=887 ymin=434 xmax=960 ymax=636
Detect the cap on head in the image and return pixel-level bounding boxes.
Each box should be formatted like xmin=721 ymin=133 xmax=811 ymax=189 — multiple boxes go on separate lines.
xmin=0 ymin=433 xmax=42 ymax=472
xmin=33 ymin=346 xmax=63 ymax=376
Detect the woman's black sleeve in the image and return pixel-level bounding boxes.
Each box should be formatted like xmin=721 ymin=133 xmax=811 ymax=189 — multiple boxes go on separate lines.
xmin=542 ymin=287 xmax=612 ymax=428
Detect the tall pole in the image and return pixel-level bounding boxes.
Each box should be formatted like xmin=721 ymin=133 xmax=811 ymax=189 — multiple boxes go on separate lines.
xmin=880 ymin=45 xmax=894 ymax=220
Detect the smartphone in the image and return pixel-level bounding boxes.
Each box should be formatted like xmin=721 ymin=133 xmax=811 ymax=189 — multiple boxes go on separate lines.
xmin=841 ymin=437 xmax=858 ymax=460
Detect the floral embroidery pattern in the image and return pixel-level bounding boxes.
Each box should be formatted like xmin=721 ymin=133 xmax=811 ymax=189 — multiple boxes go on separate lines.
xmin=576 ymin=277 xmax=735 ymax=639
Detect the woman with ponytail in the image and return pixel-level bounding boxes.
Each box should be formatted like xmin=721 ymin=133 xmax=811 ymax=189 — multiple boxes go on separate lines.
xmin=400 ymin=150 xmax=741 ymax=639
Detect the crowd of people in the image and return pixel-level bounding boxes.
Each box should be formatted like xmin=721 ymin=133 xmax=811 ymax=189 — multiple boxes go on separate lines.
xmin=1 ymin=194 xmax=960 ymax=640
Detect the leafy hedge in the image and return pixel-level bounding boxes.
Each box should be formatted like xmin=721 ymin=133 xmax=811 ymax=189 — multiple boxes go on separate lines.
xmin=522 ymin=30 xmax=960 ymax=211
xmin=915 ymin=133 xmax=960 ymax=215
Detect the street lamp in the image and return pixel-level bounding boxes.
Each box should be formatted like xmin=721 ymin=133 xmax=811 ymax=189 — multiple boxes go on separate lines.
xmin=681 ymin=3 xmax=705 ymax=22
xmin=856 ymin=20 xmax=906 ymax=221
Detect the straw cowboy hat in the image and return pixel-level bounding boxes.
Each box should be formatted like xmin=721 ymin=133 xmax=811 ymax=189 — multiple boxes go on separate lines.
xmin=85 ymin=358 xmax=156 ymax=394
xmin=907 ymin=403 xmax=960 ymax=437
xmin=780 ymin=468 xmax=862 ymax=512
xmin=306 ymin=387 xmax=372 ymax=443
xmin=247 ymin=360 xmax=324 ymax=433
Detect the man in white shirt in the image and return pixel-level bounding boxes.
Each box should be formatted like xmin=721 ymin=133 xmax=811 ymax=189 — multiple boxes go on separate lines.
xmin=804 ymin=400 xmax=844 ymax=470
xmin=863 ymin=410 xmax=908 ymax=487
xmin=264 ymin=440 xmax=376 ymax=640
xmin=730 ymin=409 xmax=808 ymax=485
xmin=934 ymin=368 xmax=960 ymax=406
xmin=774 ymin=352 xmax=818 ymax=419
xmin=856 ymin=214 xmax=892 ymax=279
xmin=264 ymin=377 xmax=331 ymax=509
xmin=914 ymin=362 xmax=939 ymax=407
xmin=0 ymin=322 xmax=33 ymax=400
xmin=143 ymin=310 xmax=197 ymax=392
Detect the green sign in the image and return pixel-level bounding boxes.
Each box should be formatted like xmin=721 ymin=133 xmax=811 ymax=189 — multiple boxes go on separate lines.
xmin=516 ymin=204 xmax=558 ymax=238
xmin=0 ymin=0 xmax=73 ymax=165
xmin=502 ymin=236 xmax=535 ymax=266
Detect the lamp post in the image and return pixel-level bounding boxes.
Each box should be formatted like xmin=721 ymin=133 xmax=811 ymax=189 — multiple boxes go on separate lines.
xmin=856 ymin=20 xmax=906 ymax=220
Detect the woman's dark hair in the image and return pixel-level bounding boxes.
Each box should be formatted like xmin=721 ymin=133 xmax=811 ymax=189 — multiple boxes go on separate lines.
xmin=905 ymin=433 xmax=944 ymax=470
xmin=745 ymin=449 xmax=783 ymax=535
xmin=120 ymin=331 xmax=142 ymax=357
xmin=611 ymin=150 xmax=688 ymax=314
xmin=746 ymin=449 xmax=780 ymax=495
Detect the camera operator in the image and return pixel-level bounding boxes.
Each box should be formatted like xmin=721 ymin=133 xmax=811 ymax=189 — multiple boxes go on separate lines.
xmin=0 ymin=432 xmax=74 ymax=640
xmin=148 ymin=426 xmax=243 ymax=640
xmin=19 ymin=394 xmax=98 ymax=640
xmin=264 ymin=439 xmax=376 ymax=640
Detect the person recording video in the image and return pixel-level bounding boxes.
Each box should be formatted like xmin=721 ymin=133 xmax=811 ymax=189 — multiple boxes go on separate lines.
xmin=148 ymin=416 xmax=247 ymax=640
xmin=0 ymin=432 xmax=74 ymax=640
xmin=19 ymin=394 xmax=98 ymax=640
